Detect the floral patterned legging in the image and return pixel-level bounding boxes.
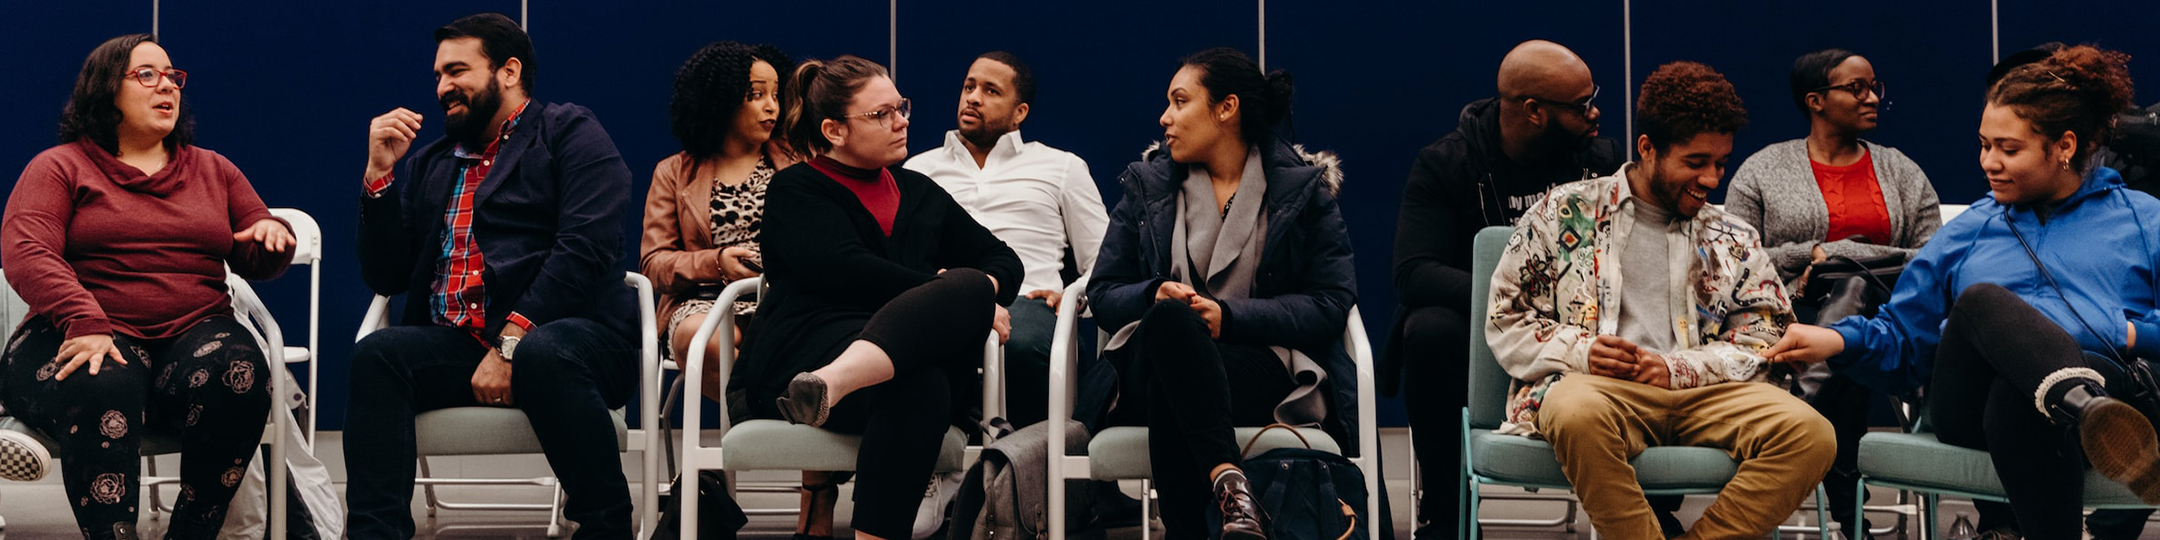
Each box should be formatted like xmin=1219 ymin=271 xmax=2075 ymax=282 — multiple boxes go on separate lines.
xmin=2 ymin=315 xmax=271 ymax=540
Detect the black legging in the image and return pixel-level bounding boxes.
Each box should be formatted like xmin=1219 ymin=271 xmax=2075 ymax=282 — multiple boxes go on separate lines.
xmin=1928 ymin=282 xmax=2133 ymax=540
xmin=1 ymin=315 xmax=272 ymax=540
xmin=814 ymin=269 xmax=997 ymax=540
xmin=1107 ymin=299 xmax=1295 ymax=540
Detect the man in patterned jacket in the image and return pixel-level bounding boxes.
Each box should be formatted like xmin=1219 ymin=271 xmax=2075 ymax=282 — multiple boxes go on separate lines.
xmin=1485 ymin=61 xmax=1833 ymax=540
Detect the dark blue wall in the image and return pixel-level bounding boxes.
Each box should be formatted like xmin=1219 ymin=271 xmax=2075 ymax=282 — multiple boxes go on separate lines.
xmin=2 ymin=1 xmax=2149 ymax=430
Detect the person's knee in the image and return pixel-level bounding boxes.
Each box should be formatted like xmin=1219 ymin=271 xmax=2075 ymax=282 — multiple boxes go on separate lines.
xmin=1401 ymin=306 xmax=1471 ymax=352
xmin=351 ymin=326 xmax=433 ymax=374
xmin=1758 ymin=399 xmax=1839 ymax=471
xmin=1953 ymin=282 xmax=2018 ymax=319
xmin=933 ymin=267 xmax=996 ymax=301
xmin=1141 ymin=297 xmax=1204 ymax=328
xmin=1536 ymin=379 xmax=1627 ymax=441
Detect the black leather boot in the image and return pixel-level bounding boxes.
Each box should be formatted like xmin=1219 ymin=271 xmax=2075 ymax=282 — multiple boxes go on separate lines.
xmin=2050 ymin=381 xmax=2160 ymax=504
xmin=1214 ymin=469 xmax=1269 ymax=540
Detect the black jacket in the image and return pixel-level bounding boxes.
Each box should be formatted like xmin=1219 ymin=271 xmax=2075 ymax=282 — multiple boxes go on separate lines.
xmin=742 ymin=162 xmax=1021 ymax=417
xmin=358 ymin=101 xmax=638 ymax=344
xmin=1088 ymin=139 xmax=1360 ymax=448
xmin=1381 ymin=98 xmax=1624 ymax=395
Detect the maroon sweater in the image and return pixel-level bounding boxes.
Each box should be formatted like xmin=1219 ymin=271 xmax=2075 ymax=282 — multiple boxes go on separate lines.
xmin=2 ymin=140 xmax=290 ymax=340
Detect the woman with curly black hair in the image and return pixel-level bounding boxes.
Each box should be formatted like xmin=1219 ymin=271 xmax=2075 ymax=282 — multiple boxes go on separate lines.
xmin=641 ymin=40 xmax=796 ymax=393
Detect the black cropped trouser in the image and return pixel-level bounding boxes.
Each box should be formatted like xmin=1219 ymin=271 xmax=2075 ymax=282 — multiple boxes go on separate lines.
xmin=2 ymin=315 xmax=271 ymax=540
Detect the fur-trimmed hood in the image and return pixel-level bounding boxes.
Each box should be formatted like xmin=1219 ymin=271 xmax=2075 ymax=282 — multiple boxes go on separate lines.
xmin=1133 ymin=139 xmax=1345 ymax=195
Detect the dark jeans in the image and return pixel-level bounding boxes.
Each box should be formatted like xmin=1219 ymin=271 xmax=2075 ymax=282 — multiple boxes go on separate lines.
xmin=817 ymin=269 xmax=998 ymax=540
xmin=1107 ymin=299 xmax=1296 ymax=540
xmin=1928 ymin=283 xmax=2134 ymax=540
xmin=343 ymin=318 xmax=636 ymax=540
xmin=1 ymin=315 xmax=271 ymax=540
xmin=999 ymin=296 xmax=1116 ymax=430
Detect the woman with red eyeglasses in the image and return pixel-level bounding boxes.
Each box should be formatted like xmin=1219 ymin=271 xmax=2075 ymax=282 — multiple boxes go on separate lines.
xmin=1 ymin=34 xmax=293 ymax=540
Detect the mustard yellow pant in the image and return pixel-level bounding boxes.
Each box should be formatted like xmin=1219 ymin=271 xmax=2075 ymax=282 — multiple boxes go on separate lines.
xmin=1536 ymin=375 xmax=1836 ymax=540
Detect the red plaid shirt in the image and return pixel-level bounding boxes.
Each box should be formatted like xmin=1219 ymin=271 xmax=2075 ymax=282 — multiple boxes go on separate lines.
xmin=365 ymin=100 xmax=534 ymax=340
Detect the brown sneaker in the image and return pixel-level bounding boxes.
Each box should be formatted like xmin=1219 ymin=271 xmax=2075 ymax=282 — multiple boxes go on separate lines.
xmin=1214 ymin=470 xmax=1268 ymax=540
xmin=2077 ymin=393 xmax=2160 ymax=504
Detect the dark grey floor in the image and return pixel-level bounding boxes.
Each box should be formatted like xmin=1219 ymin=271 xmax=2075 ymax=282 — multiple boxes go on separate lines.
xmin=0 ymin=430 xmax=2149 ymax=539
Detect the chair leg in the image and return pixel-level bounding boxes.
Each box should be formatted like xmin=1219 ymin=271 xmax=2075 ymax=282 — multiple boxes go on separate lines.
xmin=1466 ymin=481 xmax=1481 ymax=540
xmin=1925 ymin=492 xmax=1941 ymax=540
xmin=146 ymin=457 xmax=168 ymax=517
xmin=1562 ymin=499 xmax=1577 ymax=533
xmin=545 ymin=483 xmax=566 ymax=538
xmin=419 ymin=456 xmax=441 ymax=517
xmin=1141 ymin=479 xmax=1154 ymax=540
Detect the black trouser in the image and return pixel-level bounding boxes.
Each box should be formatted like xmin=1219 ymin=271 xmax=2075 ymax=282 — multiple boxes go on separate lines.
xmin=1928 ymin=283 xmax=2131 ymax=540
xmin=1107 ymin=299 xmax=1295 ymax=540
xmin=1809 ymin=372 xmax=1877 ymax=537
xmin=344 ymin=317 xmax=636 ymax=540
xmin=1 ymin=315 xmax=271 ymax=540
xmin=998 ymin=297 xmax=1117 ymax=431
xmin=816 ymin=269 xmax=998 ymax=540
xmin=1396 ymin=305 xmax=1465 ymax=533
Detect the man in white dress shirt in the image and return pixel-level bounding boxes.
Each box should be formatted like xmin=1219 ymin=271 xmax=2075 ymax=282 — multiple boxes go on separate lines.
xmin=906 ymin=51 xmax=1113 ymax=429
xmin=903 ymin=51 xmax=1121 ymax=538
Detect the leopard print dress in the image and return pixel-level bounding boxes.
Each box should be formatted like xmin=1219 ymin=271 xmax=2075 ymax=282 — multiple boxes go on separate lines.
xmin=662 ymin=155 xmax=776 ymax=351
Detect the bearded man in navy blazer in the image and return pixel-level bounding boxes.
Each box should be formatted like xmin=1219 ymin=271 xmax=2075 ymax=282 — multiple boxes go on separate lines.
xmin=344 ymin=13 xmax=639 ymax=540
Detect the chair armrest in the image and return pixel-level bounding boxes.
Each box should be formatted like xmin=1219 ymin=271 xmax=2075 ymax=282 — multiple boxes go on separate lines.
xmin=356 ymin=295 xmax=392 ymax=342
xmin=683 ymin=277 xmax=764 ymax=437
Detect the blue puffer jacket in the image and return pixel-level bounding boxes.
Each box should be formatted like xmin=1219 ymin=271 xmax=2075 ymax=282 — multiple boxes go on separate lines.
xmin=1829 ymin=167 xmax=2160 ymax=394
xmin=1087 ymin=139 xmax=1360 ymax=448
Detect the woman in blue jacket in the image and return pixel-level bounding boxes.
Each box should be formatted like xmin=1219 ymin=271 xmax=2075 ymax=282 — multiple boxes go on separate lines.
xmin=1087 ymin=47 xmax=1356 ymax=540
xmin=1771 ymin=45 xmax=2160 ymax=539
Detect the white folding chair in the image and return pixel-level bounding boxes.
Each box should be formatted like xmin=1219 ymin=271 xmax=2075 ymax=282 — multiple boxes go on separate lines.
xmin=673 ymin=276 xmax=991 ymax=537
xmin=356 ymin=272 xmax=661 ymax=538
xmin=265 ymin=208 xmax=323 ymax=445
xmin=1044 ymin=276 xmax=1383 ymax=540
xmin=0 ymin=272 xmax=292 ymax=540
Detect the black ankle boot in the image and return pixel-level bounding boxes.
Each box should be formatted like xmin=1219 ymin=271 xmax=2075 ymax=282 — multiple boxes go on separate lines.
xmin=2050 ymin=381 xmax=2160 ymax=504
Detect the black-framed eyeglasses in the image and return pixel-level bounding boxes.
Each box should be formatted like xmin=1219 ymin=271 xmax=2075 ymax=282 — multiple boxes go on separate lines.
xmin=1812 ymin=79 xmax=1885 ymax=101
xmin=1528 ymin=85 xmax=1599 ymax=114
xmin=125 ymin=67 xmax=187 ymax=89
xmin=840 ymin=98 xmax=911 ymax=127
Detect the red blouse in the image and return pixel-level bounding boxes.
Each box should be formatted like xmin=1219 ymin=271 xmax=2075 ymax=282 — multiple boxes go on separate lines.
xmin=807 ymin=156 xmax=899 ymax=236
xmin=1812 ymin=151 xmax=1893 ymax=245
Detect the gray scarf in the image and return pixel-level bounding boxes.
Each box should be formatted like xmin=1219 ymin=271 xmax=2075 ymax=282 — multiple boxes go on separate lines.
xmin=1107 ymin=148 xmax=1328 ymax=428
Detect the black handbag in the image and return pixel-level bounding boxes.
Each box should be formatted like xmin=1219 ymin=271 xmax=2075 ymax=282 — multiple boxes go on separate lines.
xmin=1798 ymin=252 xmax=1906 ymax=325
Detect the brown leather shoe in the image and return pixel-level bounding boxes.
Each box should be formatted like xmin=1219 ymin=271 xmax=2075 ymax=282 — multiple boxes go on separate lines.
xmin=1215 ymin=470 xmax=1268 ymax=540
xmin=2075 ymin=390 xmax=2160 ymax=504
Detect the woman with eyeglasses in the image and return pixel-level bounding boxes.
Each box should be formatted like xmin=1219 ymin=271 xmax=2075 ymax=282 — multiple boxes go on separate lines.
xmin=1770 ymin=45 xmax=2160 ymax=540
xmin=744 ymin=55 xmax=1020 ymax=540
xmin=0 ymin=34 xmax=293 ymax=540
xmin=1724 ymin=48 xmax=1940 ymax=539
xmin=1088 ymin=47 xmax=1357 ymax=540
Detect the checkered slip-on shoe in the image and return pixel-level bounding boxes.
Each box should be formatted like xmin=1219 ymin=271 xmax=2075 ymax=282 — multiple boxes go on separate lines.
xmin=0 ymin=429 xmax=52 ymax=481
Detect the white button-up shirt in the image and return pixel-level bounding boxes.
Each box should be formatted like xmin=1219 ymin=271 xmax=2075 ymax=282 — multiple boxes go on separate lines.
xmin=906 ymin=130 xmax=1109 ymax=295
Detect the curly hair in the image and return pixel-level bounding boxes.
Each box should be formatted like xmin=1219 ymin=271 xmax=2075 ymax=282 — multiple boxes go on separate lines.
xmin=1987 ymin=44 xmax=2135 ymax=168
xmin=670 ymin=41 xmax=792 ymax=167
xmin=58 ymin=34 xmax=194 ymax=153
xmin=1637 ymin=61 xmax=1748 ymax=152
xmin=1788 ymin=48 xmax=1859 ymax=118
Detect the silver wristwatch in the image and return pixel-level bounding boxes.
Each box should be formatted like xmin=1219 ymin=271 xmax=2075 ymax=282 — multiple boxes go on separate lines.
xmin=498 ymin=335 xmax=522 ymax=362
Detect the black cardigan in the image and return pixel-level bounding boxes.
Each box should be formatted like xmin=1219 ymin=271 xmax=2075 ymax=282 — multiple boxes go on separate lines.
xmin=739 ymin=162 xmax=1022 ymax=417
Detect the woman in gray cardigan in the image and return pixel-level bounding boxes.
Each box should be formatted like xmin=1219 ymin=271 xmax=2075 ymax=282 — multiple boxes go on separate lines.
xmin=1726 ymin=48 xmax=1943 ymax=540
xmin=1728 ymin=49 xmax=1940 ymax=289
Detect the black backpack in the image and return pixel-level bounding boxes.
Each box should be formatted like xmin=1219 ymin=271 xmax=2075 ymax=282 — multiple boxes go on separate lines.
xmin=1211 ymin=425 xmax=1391 ymax=540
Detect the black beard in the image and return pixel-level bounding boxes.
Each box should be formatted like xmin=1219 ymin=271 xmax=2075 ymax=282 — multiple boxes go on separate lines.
xmin=959 ymin=122 xmax=1009 ymax=151
xmin=1528 ymin=120 xmax=1596 ymax=158
xmin=443 ymin=79 xmax=504 ymax=149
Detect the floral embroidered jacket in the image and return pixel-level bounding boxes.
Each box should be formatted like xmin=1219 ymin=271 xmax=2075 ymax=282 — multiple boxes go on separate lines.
xmin=1485 ymin=167 xmax=1795 ymax=435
